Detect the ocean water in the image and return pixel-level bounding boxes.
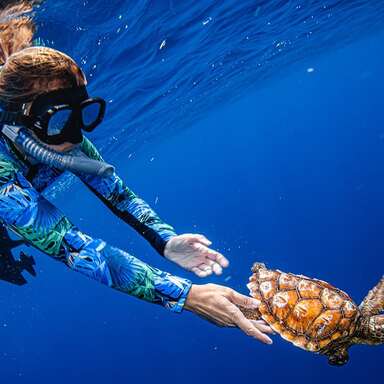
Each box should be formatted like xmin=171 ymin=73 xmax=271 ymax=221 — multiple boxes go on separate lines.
xmin=1 ymin=0 xmax=383 ymax=382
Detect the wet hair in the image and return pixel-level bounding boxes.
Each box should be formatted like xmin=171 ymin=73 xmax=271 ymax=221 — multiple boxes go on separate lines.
xmin=0 ymin=1 xmax=86 ymax=108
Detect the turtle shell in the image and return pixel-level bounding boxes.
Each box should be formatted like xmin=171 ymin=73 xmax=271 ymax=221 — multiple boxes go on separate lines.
xmin=247 ymin=263 xmax=359 ymax=353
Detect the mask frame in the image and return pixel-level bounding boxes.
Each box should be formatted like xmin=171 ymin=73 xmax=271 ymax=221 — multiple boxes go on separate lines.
xmin=28 ymin=86 xmax=106 ymax=145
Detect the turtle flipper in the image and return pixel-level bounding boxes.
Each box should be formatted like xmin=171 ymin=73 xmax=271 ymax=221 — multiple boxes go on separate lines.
xmin=357 ymin=314 xmax=384 ymax=345
xmin=328 ymin=348 xmax=349 ymax=366
xmin=360 ymin=276 xmax=384 ymax=316
xmin=368 ymin=315 xmax=384 ymax=343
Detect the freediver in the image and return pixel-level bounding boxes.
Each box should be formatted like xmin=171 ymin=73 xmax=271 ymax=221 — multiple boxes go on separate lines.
xmin=0 ymin=1 xmax=273 ymax=344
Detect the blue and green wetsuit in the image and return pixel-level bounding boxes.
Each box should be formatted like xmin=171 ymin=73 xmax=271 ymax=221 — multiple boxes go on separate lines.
xmin=0 ymin=134 xmax=192 ymax=312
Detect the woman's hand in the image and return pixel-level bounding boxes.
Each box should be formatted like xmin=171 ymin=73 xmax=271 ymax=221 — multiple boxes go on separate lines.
xmin=164 ymin=234 xmax=229 ymax=278
xmin=184 ymin=284 xmax=274 ymax=344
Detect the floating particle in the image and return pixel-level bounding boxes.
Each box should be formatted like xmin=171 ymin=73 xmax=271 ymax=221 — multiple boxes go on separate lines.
xmin=307 ymin=67 xmax=315 ymax=73
xmin=149 ymin=157 xmax=155 ymax=162
xmin=224 ymin=275 xmax=232 ymax=282
xmin=159 ymin=39 xmax=166 ymax=50
xmin=202 ymin=17 xmax=212 ymax=26
xmin=155 ymin=196 xmax=159 ymax=205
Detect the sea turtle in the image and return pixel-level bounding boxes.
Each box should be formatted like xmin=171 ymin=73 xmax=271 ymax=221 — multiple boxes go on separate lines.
xmin=242 ymin=263 xmax=383 ymax=365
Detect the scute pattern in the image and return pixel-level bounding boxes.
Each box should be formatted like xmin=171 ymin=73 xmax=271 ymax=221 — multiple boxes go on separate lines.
xmin=247 ymin=263 xmax=359 ymax=353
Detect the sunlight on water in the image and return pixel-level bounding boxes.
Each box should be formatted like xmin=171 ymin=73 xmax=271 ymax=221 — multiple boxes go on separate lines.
xmin=34 ymin=1 xmax=384 ymax=156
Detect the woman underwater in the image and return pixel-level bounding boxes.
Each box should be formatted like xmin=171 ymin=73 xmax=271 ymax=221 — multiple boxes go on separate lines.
xmin=0 ymin=2 xmax=273 ymax=344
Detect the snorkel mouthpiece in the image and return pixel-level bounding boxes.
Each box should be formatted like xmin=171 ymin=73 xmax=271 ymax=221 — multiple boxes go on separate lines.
xmin=2 ymin=125 xmax=114 ymax=177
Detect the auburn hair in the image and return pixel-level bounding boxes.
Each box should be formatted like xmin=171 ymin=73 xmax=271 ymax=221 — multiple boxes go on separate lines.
xmin=0 ymin=1 xmax=86 ymax=107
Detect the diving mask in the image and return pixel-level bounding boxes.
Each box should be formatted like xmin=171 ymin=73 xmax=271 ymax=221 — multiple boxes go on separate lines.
xmin=28 ymin=85 xmax=106 ymax=145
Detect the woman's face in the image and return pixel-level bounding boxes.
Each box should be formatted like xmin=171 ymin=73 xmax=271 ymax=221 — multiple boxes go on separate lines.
xmin=24 ymin=79 xmax=88 ymax=152
xmin=24 ymin=98 xmax=79 ymax=153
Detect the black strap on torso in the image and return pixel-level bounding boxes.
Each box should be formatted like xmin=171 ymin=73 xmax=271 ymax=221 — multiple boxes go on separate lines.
xmin=25 ymin=164 xmax=40 ymax=182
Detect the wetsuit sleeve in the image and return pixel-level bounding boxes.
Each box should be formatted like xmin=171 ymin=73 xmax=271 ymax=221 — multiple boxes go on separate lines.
xmin=78 ymin=137 xmax=177 ymax=256
xmin=0 ymin=155 xmax=191 ymax=312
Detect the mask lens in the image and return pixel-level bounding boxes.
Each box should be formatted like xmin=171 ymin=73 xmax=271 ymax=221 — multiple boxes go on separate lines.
xmin=47 ymin=109 xmax=72 ymax=136
xmin=82 ymin=102 xmax=102 ymax=130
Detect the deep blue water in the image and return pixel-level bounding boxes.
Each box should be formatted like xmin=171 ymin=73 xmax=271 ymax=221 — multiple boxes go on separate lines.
xmin=1 ymin=0 xmax=384 ymax=382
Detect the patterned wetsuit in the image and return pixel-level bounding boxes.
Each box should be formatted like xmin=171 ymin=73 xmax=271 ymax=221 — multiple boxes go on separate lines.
xmin=0 ymin=135 xmax=192 ymax=312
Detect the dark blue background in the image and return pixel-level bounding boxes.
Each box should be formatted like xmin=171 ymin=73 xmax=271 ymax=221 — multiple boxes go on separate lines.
xmin=1 ymin=2 xmax=383 ymax=382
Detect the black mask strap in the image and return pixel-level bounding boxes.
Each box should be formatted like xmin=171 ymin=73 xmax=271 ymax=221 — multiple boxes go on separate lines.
xmin=0 ymin=110 xmax=29 ymax=126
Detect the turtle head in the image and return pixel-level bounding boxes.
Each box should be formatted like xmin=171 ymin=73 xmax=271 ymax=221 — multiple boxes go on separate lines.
xmin=328 ymin=348 xmax=349 ymax=366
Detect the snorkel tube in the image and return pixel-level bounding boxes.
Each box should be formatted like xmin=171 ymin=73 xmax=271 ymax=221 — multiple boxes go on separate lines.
xmin=1 ymin=124 xmax=115 ymax=177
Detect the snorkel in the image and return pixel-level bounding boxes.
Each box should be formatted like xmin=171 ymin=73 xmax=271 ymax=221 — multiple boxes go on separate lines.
xmin=1 ymin=123 xmax=115 ymax=177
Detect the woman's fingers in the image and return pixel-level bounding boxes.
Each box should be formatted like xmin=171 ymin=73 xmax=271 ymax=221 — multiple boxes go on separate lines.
xmin=253 ymin=319 xmax=271 ymax=327
xmin=188 ymin=234 xmax=212 ymax=246
xmin=208 ymin=251 xmax=229 ymax=268
xmin=251 ymin=320 xmax=274 ymax=334
xmin=191 ymin=267 xmax=205 ymax=278
xmin=191 ymin=239 xmax=229 ymax=269
xmin=227 ymin=291 xmax=274 ymax=334
xmin=197 ymin=235 xmax=212 ymax=246
xmin=229 ymin=289 xmax=261 ymax=309
xmin=192 ymin=243 xmax=229 ymax=272
xmin=191 ymin=266 xmax=212 ymax=278
xmin=230 ymin=305 xmax=273 ymax=344
xmin=211 ymin=262 xmax=223 ymax=275
xmin=203 ymin=259 xmax=223 ymax=275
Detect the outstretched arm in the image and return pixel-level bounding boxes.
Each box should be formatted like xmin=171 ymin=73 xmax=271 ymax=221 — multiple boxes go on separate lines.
xmin=78 ymin=137 xmax=229 ymax=277
xmin=0 ymin=153 xmax=273 ymax=340
xmin=78 ymin=137 xmax=176 ymax=255
xmin=0 ymin=163 xmax=191 ymax=311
